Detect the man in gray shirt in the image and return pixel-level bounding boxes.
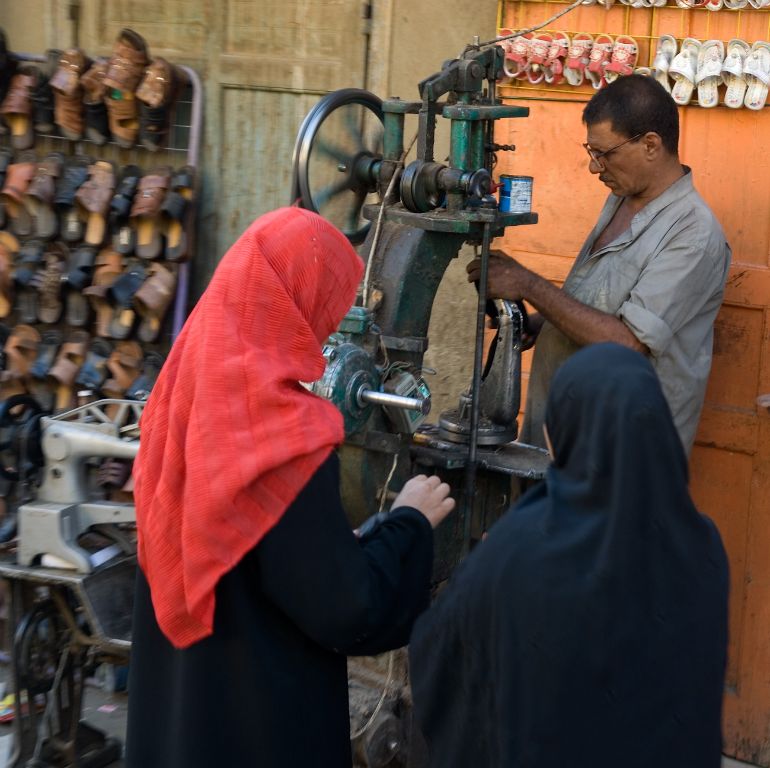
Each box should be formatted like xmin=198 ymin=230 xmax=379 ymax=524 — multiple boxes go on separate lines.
xmin=468 ymin=75 xmax=731 ymax=455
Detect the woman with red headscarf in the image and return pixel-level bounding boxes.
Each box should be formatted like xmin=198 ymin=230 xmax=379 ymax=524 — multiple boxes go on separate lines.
xmin=125 ymin=208 xmax=454 ymax=767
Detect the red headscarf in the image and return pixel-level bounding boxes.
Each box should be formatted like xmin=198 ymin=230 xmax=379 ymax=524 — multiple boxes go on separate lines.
xmin=133 ymin=207 xmax=364 ymax=649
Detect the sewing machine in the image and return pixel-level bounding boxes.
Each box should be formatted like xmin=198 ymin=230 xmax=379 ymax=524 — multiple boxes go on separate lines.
xmin=292 ymin=43 xmax=549 ymax=577
xmin=0 ymin=397 xmax=140 ymax=767
xmin=291 ymin=43 xmax=550 ymax=767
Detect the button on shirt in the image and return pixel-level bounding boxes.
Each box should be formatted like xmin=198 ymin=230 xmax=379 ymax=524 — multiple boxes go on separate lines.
xmin=521 ymin=167 xmax=731 ymax=454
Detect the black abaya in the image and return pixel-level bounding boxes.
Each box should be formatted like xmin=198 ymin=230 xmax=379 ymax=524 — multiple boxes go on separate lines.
xmin=409 ymin=343 xmax=729 ymax=768
xmin=126 ymin=452 xmax=432 ymax=767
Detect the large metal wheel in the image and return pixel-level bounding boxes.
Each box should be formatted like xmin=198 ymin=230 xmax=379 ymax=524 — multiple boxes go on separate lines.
xmin=291 ymin=89 xmax=383 ymax=245
xmin=15 ymin=599 xmax=70 ymax=695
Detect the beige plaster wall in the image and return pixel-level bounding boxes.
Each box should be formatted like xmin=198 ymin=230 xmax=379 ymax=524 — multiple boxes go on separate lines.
xmin=0 ymin=0 xmax=499 ymax=415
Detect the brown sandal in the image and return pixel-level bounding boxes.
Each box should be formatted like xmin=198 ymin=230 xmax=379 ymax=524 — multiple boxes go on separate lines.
xmin=25 ymin=152 xmax=64 ymax=239
xmin=0 ymin=68 xmax=36 ymax=150
xmin=49 ymin=48 xmax=91 ymax=141
xmin=0 ymin=151 xmax=36 ymax=236
xmin=0 ymin=324 xmax=40 ymax=400
xmin=74 ymin=160 xmax=116 ymax=246
xmin=103 ymin=29 xmax=150 ymax=148
xmin=136 ymin=57 xmax=189 ymax=152
xmin=0 ymin=232 xmax=19 ymax=319
xmin=134 ymin=262 xmax=177 ymax=342
xmin=82 ymin=248 xmax=123 ymax=337
xmin=36 ymin=242 xmax=69 ymax=325
xmin=80 ymin=61 xmax=110 ymax=145
xmin=47 ymin=330 xmax=90 ymax=411
xmin=130 ymin=167 xmax=171 ymax=259
xmin=102 ymin=340 xmax=144 ymax=419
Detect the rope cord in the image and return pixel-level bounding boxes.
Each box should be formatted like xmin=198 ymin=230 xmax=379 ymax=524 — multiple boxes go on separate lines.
xmin=349 ymin=650 xmax=396 ymax=741
xmin=465 ymin=0 xmax=585 ymax=53
xmin=361 ymin=132 xmax=419 ymax=308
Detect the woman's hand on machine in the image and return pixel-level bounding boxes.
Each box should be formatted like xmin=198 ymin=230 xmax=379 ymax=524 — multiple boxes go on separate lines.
xmin=392 ymin=475 xmax=455 ymax=529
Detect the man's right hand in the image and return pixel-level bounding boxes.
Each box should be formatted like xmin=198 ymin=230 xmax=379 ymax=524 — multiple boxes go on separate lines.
xmin=392 ymin=475 xmax=455 ymax=529
xmin=466 ymin=250 xmax=534 ymax=302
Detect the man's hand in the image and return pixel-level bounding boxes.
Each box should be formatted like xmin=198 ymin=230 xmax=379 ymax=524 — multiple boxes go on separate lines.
xmin=392 ymin=474 xmax=455 ymax=530
xmin=466 ymin=250 xmax=533 ymax=302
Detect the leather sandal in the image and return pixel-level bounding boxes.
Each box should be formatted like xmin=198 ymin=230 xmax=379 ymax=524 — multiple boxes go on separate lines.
xmin=1 ymin=151 xmax=37 ymax=236
xmin=125 ymin=350 xmax=164 ymax=400
xmin=107 ymin=260 xmax=147 ymax=339
xmin=30 ymin=329 xmax=63 ymax=379
xmin=82 ymin=248 xmax=123 ymax=337
xmin=102 ymin=340 xmax=143 ymax=399
xmin=130 ymin=167 xmax=172 ymax=259
xmin=29 ymin=329 xmax=62 ymax=411
xmin=103 ymin=340 xmax=145 ymax=417
xmin=0 ymin=29 xmax=18 ymax=113
xmin=0 ymin=245 xmax=12 ymax=320
xmin=133 ymin=262 xmax=177 ymax=342
xmin=13 ymin=240 xmax=44 ymax=324
xmin=31 ymin=49 xmax=62 ymax=134
xmin=162 ymin=165 xmax=195 ymax=262
xmin=54 ymin=154 xmax=91 ymax=243
xmin=110 ymin=164 xmax=142 ymax=255
xmin=36 ymin=242 xmax=69 ymax=325
xmin=75 ymin=160 xmax=116 ymax=246
xmin=25 ymin=152 xmax=64 ymax=240
xmin=96 ymin=457 xmax=135 ymax=502
xmin=65 ymin=245 xmax=97 ymax=326
xmin=0 ymin=324 xmax=40 ymax=400
xmin=136 ymin=57 xmax=189 ymax=152
xmin=47 ymin=330 xmax=90 ymax=412
xmin=0 ymin=148 xmax=11 ymax=228
xmin=50 ymin=48 xmax=92 ymax=141
xmin=0 ymin=231 xmax=19 ymax=319
xmin=0 ymin=68 xmax=36 ymax=150
xmin=75 ymin=338 xmax=113 ymax=392
xmin=103 ymin=29 xmax=150 ymax=149
xmin=80 ymin=60 xmax=110 ymax=145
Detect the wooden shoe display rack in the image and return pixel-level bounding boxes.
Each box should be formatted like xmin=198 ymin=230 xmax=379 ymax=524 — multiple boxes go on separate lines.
xmin=0 ymin=37 xmax=202 ymax=522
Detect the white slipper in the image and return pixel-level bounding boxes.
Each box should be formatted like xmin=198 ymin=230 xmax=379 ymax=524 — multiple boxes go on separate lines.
xmin=696 ymin=39 xmax=724 ymax=108
xmin=721 ymin=39 xmax=750 ymax=108
xmin=669 ymin=39 xmax=701 ymax=106
xmin=652 ymin=34 xmax=678 ymax=93
xmin=744 ymin=41 xmax=770 ymax=110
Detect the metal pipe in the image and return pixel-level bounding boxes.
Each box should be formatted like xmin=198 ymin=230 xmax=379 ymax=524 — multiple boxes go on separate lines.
xmin=358 ymin=389 xmax=430 ymax=415
xmin=462 ymin=220 xmax=493 ymax=556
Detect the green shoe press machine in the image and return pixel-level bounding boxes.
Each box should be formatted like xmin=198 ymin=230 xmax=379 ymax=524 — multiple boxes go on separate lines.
xmin=0 ymin=42 xmax=549 ymax=767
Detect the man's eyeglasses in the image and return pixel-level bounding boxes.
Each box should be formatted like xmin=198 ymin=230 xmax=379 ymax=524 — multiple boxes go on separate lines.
xmin=582 ymin=133 xmax=643 ymax=165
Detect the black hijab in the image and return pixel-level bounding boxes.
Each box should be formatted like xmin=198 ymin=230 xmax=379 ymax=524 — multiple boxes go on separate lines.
xmin=409 ymin=343 xmax=728 ymax=768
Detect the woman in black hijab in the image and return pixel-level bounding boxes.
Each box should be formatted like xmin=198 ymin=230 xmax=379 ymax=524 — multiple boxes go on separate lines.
xmin=409 ymin=343 xmax=729 ymax=768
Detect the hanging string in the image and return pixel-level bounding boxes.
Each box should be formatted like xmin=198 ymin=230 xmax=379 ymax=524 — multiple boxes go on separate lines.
xmin=464 ymin=0 xmax=585 ymax=54
xmin=361 ymin=131 xmax=419 ymax=308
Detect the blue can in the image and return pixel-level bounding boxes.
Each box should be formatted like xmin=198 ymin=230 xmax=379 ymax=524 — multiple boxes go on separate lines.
xmin=498 ymin=175 xmax=533 ymax=213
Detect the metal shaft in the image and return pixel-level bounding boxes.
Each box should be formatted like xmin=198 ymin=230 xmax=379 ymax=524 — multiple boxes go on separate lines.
xmin=358 ymin=389 xmax=430 ymax=415
xmin=463 ymin=220 xmax=493 ymax=556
